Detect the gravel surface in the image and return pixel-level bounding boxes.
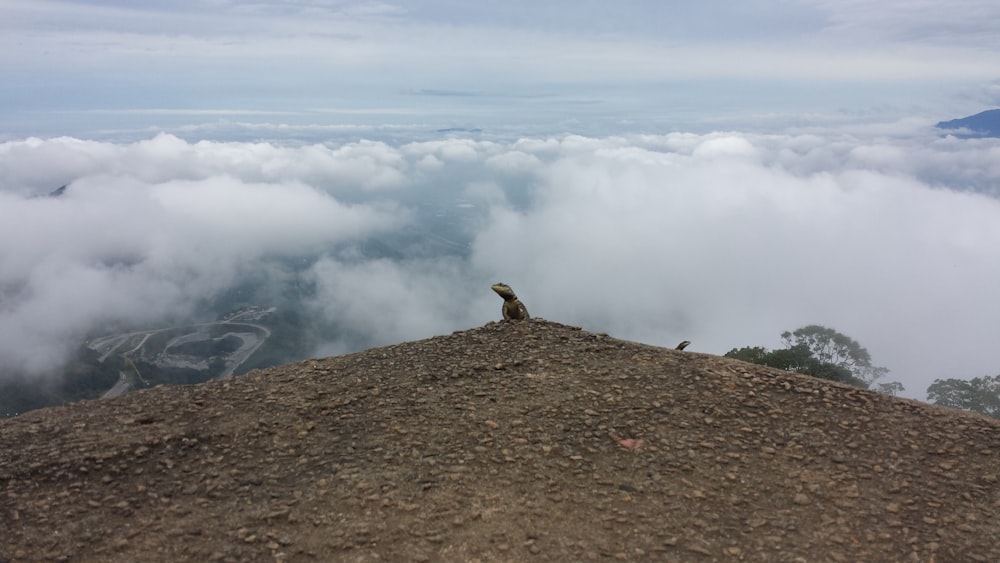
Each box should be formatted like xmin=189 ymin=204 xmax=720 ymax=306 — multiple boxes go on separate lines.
xmin=2 ymin=319 xmax=999 ymax=562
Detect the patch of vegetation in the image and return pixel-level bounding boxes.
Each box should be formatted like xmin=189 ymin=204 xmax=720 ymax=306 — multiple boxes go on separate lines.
xmin=726 ymin=325 xmax=902 ymax=393
xmin=0 ymin=348 xmax=122 ymax=418
xmin=132 ymin=359 xmax=216 ymax=387
xmin=927 ymin=375 xmax=1000 ymax=419
xmin=237 ymin=308 xmax=313 ymax=374
xmin=169 ymin=334 xmax=243 ymax=357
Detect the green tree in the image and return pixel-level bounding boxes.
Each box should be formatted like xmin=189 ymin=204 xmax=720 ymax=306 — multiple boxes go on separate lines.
xmin=780 ymin=325 xmax=889 ymax=384
xmin=876 ymin=381 xmax=905 ymax=396
xmin=724 ymin=346 xmax=770 ymax=365
xmin=726 ymin=325 xmax=899 ymax=392
xmin=926 ymin=375 xmax=1000 ymax=419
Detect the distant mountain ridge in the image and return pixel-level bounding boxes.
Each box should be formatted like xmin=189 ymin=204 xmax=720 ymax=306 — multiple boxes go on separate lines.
xmin=936 ymin=108 xmax=1000 ymax=137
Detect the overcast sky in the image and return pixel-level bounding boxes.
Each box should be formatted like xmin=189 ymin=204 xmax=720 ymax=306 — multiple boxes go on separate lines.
xmin=3 ymin=0 xmax=1000 ymax=138
xmin=2 ymin=1 xmax=1000 ymax=401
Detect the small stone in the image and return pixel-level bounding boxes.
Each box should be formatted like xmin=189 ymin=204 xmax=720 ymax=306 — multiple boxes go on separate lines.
xmin=793 ymin=493 xmax=811 ymax=505
xmin=687 ymin=544 xmax=712 ymax=556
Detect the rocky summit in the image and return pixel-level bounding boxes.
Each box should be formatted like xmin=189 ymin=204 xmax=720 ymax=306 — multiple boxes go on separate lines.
xmin=2 ymin=319 xmax=999 ymax=562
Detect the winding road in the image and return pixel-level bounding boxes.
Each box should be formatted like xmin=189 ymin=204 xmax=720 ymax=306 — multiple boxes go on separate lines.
xmin=90 ymin=312 xmax=273 ymax=398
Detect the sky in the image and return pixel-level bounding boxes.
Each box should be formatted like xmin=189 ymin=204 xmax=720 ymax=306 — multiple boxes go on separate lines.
xmin=3 ymin=0 xmax=1000 ymax=138
xmin=2 ymin=1 xmax=1000 ymax=400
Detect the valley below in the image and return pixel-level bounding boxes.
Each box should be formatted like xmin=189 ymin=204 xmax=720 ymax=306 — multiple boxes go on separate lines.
xmin=89 ymin=306 xmax=274 ymax=399
xmin=0 ymin=306 xmax=291 ymax=417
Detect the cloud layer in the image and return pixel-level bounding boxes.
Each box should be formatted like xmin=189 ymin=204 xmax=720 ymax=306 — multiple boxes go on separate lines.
xmin=2 ymin=128 xmax=1000 ymax=400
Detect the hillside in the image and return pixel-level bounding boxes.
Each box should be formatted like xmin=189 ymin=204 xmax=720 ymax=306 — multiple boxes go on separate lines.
xmin=936 ymin=108 xmax=1000 ymax=137
xmin=2 ymin=319 xmax=999 ymax=562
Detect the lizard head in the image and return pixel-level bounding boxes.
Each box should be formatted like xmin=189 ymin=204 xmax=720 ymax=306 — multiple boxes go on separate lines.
xmin=491 ymin=282 xmax=516 ymax=300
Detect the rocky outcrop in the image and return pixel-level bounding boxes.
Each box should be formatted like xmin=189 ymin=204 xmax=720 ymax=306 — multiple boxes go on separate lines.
xmin=2 ymin=319 xmax=999 ymax=561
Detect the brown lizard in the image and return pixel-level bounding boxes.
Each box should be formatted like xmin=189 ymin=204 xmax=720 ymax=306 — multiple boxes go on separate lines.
xmin=490 ymin=282 xmax=530 ymax=320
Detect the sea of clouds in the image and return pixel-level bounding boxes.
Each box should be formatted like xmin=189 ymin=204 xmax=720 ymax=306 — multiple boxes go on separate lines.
xmin=2 ymin=127 xmax=999 ymax=399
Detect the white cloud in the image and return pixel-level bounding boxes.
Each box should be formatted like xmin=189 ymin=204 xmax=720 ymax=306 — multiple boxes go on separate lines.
xmin=484 ymin=150 xmax=542 ymax=174
xmin=415 ymin=154 xmax=444 ymax=172
xmin=2 ymin=129 xmax=1000 ymax=403
xmin=0 ymin=135 xmax=406 ymax=374
xmin=466 ymin=133 xmax=1000 ymax=399
xmin=461 ymin=181 xmax=508 ymax=207
xmin=307 ymin=256 xmax=493 ymax=356
xmin=692 ymin=136 xmax=759 ymax=159
xmin=403 ymin=139 xmax=491 ymax=162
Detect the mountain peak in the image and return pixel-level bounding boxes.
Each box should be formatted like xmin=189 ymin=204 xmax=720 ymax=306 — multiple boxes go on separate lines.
xmin=936 ymin=108 xmax=1000 ymax=137
xmin=3 ymin=319 xmax=999 ymax=561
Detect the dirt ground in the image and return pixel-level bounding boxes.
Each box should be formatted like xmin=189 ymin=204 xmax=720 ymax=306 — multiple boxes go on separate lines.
xmin=2 ymin=319 xmax=999 ymax=562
